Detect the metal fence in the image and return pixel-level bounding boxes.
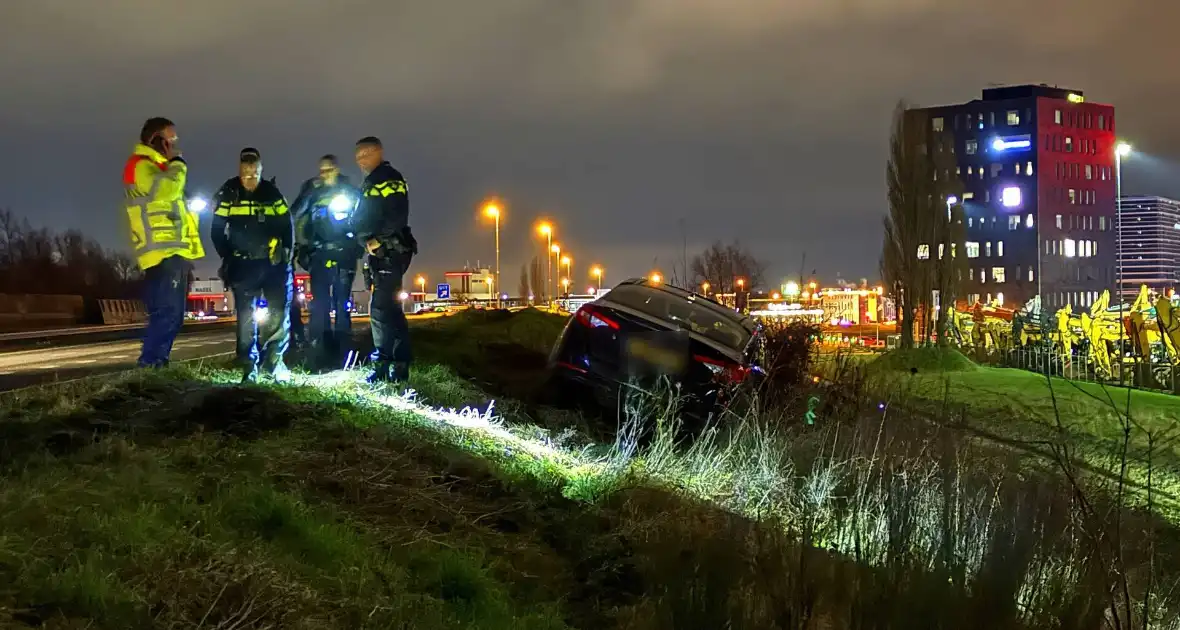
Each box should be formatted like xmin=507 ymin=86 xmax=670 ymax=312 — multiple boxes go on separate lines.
xmin=968 ymin=345 xmax=1180 ymax=394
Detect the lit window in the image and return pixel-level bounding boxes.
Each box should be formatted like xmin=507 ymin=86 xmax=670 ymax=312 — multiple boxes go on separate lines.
xmin=1055 ymin=110 xmax=1062 ymax=124
xmin=1008 ymin=215 xmax=1019 ymax=230
xmin=1092 ymin=241 xmax=1097 ymax=255
xmin=966 ymin=140 xmax=978 ymax=155
xmin=1007 ymin=110 xmax=1020 ymax=125
xmin=963 ymin=192 xmax=974 ymax=200
xmin=1026 ymin=161 xmax=1034 ymax=176
xmin=1001 ymin=186 xmax=1022 ymax=207
xmin=1063 ymin=238 xmax=1076 ymax=257
xmin=1025 ymin=214 xmax=1034 ymax=228
xmin=996 ymin=292 xmax=1005 ymax=306
xmin=917 ymin=244 xmax=930 ymax=260
xmin=1015 ymin=163 xmax=1022 ymax=175
xmin=969 ymin=268 xmax=974 ymax=280
xmin=997 ymin=241 xmax=1004 ymax=257
xmin=1028 ymin=267 xmax=1034 ymax=282
xmin=967 ymin=166 xmax=974 ymax=175
xmin=1065 ymin=137 xmax=1073 ymax=152
xmin=1082 ymin=240 xmax=1090 ymax=257
xmin=932 ymin=117 xmax=944 ymax=132
xmin=966 ymin=242 xmax=980 ymax=258
xmin=992 ymin=267 xmax=1006 ymax=283
xmin=968 ymin=217 xmax=974 ymax=228
xmin=985 ymin=242 xmax=992 ymax=257
xmin=938 ymin=244 xmax=945 ymax=259
xmin=1085 ymin=164 xmax=1092 ymax=180
xmin=1068 ymin=189 xmax=1077 ymax=205
xmin=1056 ymin=214 xmax=1063 ymax=228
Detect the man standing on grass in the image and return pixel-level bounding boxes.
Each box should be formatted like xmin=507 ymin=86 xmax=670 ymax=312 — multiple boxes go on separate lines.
xmin=353 ymin=136 xmax=416 ymax=384
xmin=210 ymin=148 xmax=294 ymax=383
xmin=122 ymin=117 xmax=205 ymax=368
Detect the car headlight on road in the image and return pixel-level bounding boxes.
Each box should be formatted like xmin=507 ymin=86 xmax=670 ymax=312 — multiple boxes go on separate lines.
xmin=329 ymin=194 xmax=353 ymax=220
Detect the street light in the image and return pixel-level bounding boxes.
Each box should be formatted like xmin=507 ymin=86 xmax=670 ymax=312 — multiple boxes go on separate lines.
xmin=416 ymin=275 xmax=426 ymax=295
xmin=701 ymin=281 xmax=710 ymax=295
xmin=482 ymin=201 xmax=501 ymax=308
xmin=550 ymin=243 xmax=561 ymax=306
xmin=1115 ymin=141 xmax=1133 ymax=382
xmin=591 ymin=265 xmax=603 ymax=291
xmin=650 ymin=271 xmax=662 ymax=284
xmin=537 ymin=222 xmax=553 ymax=302
xmin=561 ymin=255 xmax=572 ymax=288
xmin=561 ymin=277 xmax=570 ymax=297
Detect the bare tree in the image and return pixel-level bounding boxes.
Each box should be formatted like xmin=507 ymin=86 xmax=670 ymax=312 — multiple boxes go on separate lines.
xmin=881 ymin=101 xmax=964 ymax=348
xmin=528 ymin=255 xmax=544 ymax=301
xmin=689 ymin=240 xmax=767 ymax=294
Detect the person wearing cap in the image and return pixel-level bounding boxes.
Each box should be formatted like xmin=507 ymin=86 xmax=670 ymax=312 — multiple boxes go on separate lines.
xmin=291 ymin=154 xmax=363 ymax=367
xmin=353 ymin=136 xmax=417 ymax=384
xmin=210 ymin=148 xmax=294 ymax=383
xmin=122 ymin=117 xmax=206 ymax=368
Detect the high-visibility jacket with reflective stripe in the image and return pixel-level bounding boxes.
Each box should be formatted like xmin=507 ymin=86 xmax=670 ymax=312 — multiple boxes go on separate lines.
xmin=354 ymin=161 xmax=409 ymax=247
xmin=210 ymin=177 xmax=293 ymax=263
xmin=122 ymin=143 xmax=205 ymax=270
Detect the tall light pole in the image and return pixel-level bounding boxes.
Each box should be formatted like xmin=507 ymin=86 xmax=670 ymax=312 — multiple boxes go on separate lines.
xmin=591 ymin=265 xmax=603 ymax=292
xmin=537 ymin=222 xmax=553 ymax=302
xmin=561 ymin=255 xmax=572 ymax=291
xmin=550 ymin=244 xmax=561 ymax=306
xmin=482 ymin=201 xmax=501 ymax=308
xmin=1115 ymin=141 xmax=1132 ymax=382
xmin=416 ymin=275 xmax=426 ymax=296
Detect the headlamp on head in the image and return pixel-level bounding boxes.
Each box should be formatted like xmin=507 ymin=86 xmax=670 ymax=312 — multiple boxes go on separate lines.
xmin=329 ymin=194 xmax=354 ymax=220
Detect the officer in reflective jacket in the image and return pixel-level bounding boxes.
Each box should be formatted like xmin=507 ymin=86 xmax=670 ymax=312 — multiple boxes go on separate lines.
xmin=210 ymin=148 xmax=294 ymax=383
xmin=291 ymin=154 xmax=363 ymax=366
xmin=353 ymin=136 xmax=417 ymax=383
xmin=122 ymin=117 xmax=205 ymax=368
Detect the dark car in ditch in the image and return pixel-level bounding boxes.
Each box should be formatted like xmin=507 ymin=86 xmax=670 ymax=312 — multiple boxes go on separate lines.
xmin=547 ymin=278 xmax=762 ymax=428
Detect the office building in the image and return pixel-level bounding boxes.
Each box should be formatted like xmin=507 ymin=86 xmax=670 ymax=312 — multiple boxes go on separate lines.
xmin=919 ymin=84 xmax=1118 ymax=310
xmin=1119 ymin=195 xmax=1180 ymax=296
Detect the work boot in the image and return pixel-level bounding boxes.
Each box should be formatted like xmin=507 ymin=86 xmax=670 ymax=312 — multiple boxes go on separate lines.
xmin=269 ymin=360 xmax=293 ymax=384
xmin=391 ymin=362 xmax=410 ymax=384
xmin=366 ymin=361 xmax=393 ymax=385
xmin=241 ymin=366 xmax=259 ymax=384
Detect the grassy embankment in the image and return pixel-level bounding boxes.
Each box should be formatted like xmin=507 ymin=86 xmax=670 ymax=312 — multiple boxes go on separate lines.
xmin=3 ymin=311 xmax=1180 ymax=627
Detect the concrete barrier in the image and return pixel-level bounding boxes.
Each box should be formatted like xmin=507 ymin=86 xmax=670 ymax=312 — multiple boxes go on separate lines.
xmin=0 ymin=293 xmax=86 ymax=329
xmin=98 ymin=299 xmax=147 ymax=325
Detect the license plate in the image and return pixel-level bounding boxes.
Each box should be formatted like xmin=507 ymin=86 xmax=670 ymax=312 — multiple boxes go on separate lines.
xmin=624 ymin=332 xmax=689 ymax=377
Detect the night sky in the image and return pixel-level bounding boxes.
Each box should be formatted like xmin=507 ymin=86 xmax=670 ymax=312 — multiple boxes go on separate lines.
xmin=1 ymin=1 xmax=1177 ymax=291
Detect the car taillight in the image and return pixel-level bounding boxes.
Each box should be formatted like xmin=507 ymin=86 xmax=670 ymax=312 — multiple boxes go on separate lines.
xmin=693 ymin=354 xmax=748 ymax=385
xmin=574 ymin=303 xmax=620 ymax=330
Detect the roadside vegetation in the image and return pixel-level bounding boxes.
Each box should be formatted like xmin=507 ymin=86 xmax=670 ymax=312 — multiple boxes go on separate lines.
xmin=2 ymin=310 xmax=1180 ymax=628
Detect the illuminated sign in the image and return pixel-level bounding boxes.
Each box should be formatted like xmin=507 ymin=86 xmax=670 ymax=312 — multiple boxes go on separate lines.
xmin=1066 ymin=93 xmax=1085 ymax=103
xmin=992 ymin=135 xmax=1032 ymax=151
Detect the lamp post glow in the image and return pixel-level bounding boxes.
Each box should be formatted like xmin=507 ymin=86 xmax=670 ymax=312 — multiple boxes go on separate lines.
xmin=650 ymin=272 xmax=662 ymax=284
xmin=561 ymin=255 xmax=572 ymax=288
xmin=550 ymin=244 xmax=561 ymax=306
xmin=701 ymin=281 xmax=710 ymax=296
xmin=1115 ymin=141 xmax=1132 ymax=381
xmin=483 ymin=202 xmax=501 ymax=308
xmin=591 ymin=265 xmax=603 ymax=291
xmin=416 ymin=275 xmax=425 ymax=295
xmin=537 ymin=222 xmax=553 ymax=303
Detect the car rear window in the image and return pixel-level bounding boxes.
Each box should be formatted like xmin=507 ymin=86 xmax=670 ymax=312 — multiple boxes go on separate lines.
xmin=604 ymin=284 xmax=752 ymax=351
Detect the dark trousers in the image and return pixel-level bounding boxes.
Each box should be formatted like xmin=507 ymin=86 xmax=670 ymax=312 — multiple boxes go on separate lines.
xmin=290 ymin=300 xmax=305 ymax=343
xmin=309 ymin=255 xmax=358 ymax=347
xmin=229 ymin=259 xmax=292 ymax=370
xmin=369 ymin=254 xmax=411 ymax=364
xmin=138 ymin=255 xmax=191 ymax=367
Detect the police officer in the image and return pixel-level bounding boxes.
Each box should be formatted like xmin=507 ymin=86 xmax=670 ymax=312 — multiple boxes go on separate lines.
xmin=122 ymin=117 xmax=205 ymax=368
xmin=292 ymin=154 xmax=363 ymax=366
xmin=210 ymin=148 xmax=295 ymax=383
xmin=353 ymin=136 xmax=417 ymax=383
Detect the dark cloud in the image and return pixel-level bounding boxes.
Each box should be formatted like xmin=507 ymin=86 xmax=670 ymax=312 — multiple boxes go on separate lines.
xmin=0 ymin=0 xmax=1175 ymax=288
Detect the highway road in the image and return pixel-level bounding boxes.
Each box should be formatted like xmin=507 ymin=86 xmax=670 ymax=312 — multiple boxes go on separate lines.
xmin=0 ymin=326 xmax=240 ymax=392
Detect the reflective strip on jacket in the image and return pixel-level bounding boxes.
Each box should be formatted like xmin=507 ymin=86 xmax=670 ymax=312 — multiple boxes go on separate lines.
xmin=122 ymin=143 xmax=205 ymax=270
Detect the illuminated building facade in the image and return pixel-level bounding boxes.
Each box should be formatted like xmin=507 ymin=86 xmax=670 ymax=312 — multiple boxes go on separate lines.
xmin=918 ymin=85 xmax=1117 ymax=310
xmin=443 ymin=267 xmax=496 ymax=301
xmin=1119 ymin=195 xmax=1180 ymax=296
